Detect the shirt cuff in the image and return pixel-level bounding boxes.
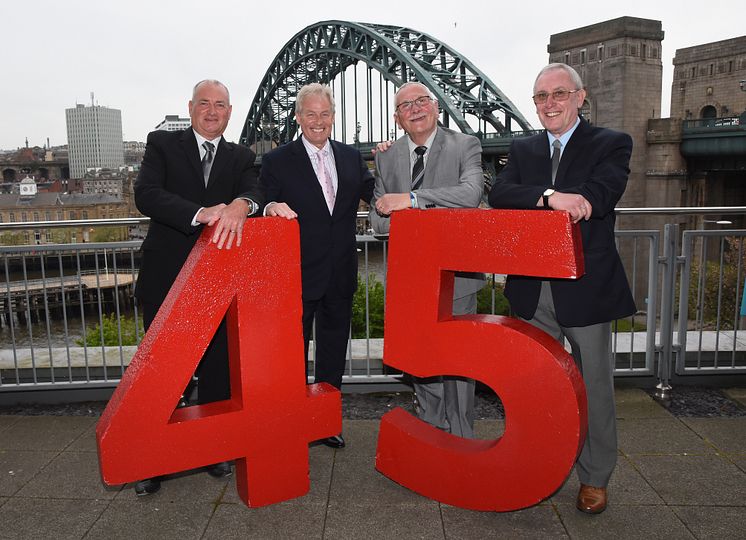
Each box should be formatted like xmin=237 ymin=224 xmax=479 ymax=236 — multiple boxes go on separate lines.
xmin=191 ymin=207 xmax=204 ymax=227
xmin=235 ymin=197 xmax=258 ymax=216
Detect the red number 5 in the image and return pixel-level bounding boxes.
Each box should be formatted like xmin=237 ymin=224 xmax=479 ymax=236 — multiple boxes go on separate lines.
xmin=375 ymin=209 xmax=588 ymax=511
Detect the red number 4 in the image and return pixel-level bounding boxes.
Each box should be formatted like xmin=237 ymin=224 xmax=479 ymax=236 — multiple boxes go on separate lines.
xmin=96 ymin=219 xmax=341 ymax=507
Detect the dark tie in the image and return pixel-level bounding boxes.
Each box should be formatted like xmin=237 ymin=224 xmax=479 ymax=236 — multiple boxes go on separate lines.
xmin=411 ymin=145 xmax=427 ymax=189
xmin=551 ymin=139 xmax=561 ymax=184
xmin=202 ymin=140 xmax=215 ymax=186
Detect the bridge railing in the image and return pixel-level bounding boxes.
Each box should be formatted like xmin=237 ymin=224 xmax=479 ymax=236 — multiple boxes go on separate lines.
xmin=1 ymin=208 xmax=745 ymax=398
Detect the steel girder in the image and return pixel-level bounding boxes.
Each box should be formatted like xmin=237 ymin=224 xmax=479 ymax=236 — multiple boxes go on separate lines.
xmin=240 ymin=20 xmax=533 ymax=148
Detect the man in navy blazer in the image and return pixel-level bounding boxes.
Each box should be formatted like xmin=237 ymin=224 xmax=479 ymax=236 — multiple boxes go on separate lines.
xmin=134 ymin=79 xmax=263 ymax=495
xmin=489 ymin=63 xmax=635 ymax=514
xmin=260 ymin=83 xmax=375 ymax=449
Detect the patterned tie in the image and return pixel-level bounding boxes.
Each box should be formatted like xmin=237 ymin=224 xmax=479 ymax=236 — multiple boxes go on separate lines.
xmin=202 ymin=140 xmax=215 ymax=186
xmin=411 ymin=145 xmax=427 ymax=189
xmin=551 ymin=139 xmax=561 ymax=184
xmin=316 ymin=150 xmax=336 ymax=213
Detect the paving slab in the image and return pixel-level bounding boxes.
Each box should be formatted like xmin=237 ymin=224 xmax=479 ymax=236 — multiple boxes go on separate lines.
xmin=1 ymin=497 xmax=109 ymax=540
xmin=204 ymin=501 xmax=327 ymax=539
xmin=554 ymin=502 xmax=695 ymax=540
xmin=221 ymin=445 xmax=333 ymax=506
xmin=17 ymin=450 xmax=120 ymax=500
xmin=722 ymin=387 xmax=746 ymax=408
xmin=338 ymin=419 xmax=379 ymax=457
xmin=0 ymin=415 xmax=21 ymax=432
xmin=680 ymin=417 xmax=746 ymax=454
xmin=67 ymin=420 xmax=99 ymax=452
xmin=324 ymin=502 xmax=444 ymax=540
xmin=631 ymin=454 xmax=746 ymax=505
xmin=441 ymin=504 xmax=567 ymax=539
xmin=0 ymin=415 xmax=95 ymax=452
xmin=615 ymin=388 xmax=672 ymax=419
xmin=733 ymin=455 xmax=746 ymax=473
xmin=474 ymin=418 xmax=505 ymax=439
xmin=551 ymin=456 xmax=665 ymax=506
xmin=0 ymin=450 xmax=57 ymax=496
xmin=114 ymin=467 xmax=229 ymax=503
xmin=671 ymin=505 xmax=746 ymax=540
xmin=617 ymin=417 xmax=716 ymax=455
xmin=86 ymin=500 xmax=214 ymax=540
xmin=329 ymin=455 xmax=431 ymax=506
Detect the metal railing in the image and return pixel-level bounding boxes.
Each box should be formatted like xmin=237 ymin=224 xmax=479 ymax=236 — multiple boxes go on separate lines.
xmin=2 ymin=208 xmax=746 ymax=396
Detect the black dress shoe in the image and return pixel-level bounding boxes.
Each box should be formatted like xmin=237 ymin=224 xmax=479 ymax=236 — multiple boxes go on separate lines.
xmin=320 ymin=434 xmax=345 ymax=448
xmin=134 ymin=477 xmax=161 ymax=496
xmin=206 ymin=461 xmax=233 ymax=478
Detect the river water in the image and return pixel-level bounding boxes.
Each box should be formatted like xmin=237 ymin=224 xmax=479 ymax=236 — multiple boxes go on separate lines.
xmin=2 ymin=247 xmax=387 ymax=348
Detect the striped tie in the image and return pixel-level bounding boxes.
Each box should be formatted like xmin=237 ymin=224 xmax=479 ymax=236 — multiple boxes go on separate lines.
xmin=202 ymin=141 xmax=215 ymax=186
xmin=411 ymin=145 xmax=427 ymax=189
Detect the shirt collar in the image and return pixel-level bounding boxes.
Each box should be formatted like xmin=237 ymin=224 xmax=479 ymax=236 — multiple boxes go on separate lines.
xmin=193 ymin=129 xmax=222 ymax=149
xmin=546 ymin=117 xmax=580 ymax=151
xmin=301 ymin=135 xmax=331 ymax=157
xmin=407 ymin=128 xmax=438 ymax=157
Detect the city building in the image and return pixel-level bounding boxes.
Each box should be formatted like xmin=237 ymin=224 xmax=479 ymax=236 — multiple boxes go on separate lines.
xmin=65 ymin=102 xmax=125 ymax=179
xmin=0 ymin=177 xmax=128 ymax=244
xmin=154 ymin=115 xmax=190 ymax=132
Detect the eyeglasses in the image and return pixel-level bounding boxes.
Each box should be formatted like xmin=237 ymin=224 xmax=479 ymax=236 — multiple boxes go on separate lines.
xmin=395 ymin=95 xmax=434 ymax=113
xmin=532 ymin=89 xmax=580 ymax=104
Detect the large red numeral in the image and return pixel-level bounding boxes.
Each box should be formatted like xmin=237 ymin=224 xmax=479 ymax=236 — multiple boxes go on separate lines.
xmin=375 ymin=209 xmax=588 ymax=511
xmin=96 ymin=219 xmax=341 ymax=507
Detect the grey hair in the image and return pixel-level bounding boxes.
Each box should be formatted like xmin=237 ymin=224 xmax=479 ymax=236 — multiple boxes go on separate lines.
xmin=192 ymin=80 xmax=230 ymax=104
xmin=533 ymin=63 xmax=584 ymax=92
xmin=395 ymin=81 xmax=436 ymax=105
xmin=296 ymin=83 xmax=335 ymax=115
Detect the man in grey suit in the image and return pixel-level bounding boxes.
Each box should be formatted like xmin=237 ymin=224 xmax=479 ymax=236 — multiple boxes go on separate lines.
xmin=371 ymin=81 xmax=484 ymax=438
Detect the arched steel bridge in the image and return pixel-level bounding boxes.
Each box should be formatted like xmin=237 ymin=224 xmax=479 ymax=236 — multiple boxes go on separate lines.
xmin=240 ymin=20 xmax=539 ymax=177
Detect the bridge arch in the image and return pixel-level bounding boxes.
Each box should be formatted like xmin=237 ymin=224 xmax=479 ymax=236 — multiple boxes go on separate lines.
xmin=240 ymin=20 xmax=533 ymax=153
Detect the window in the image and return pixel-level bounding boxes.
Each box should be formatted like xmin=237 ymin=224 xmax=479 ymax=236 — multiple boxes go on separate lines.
xmin=21 ymin=212 xmax=27 ymax=221
xmin=709 ymin=64 xmax=714 ymax=76
xmin=641 ymin=44 xmax=646 ymax=59
xmin=597 ymin=45 xmax=604 ymax=61
xmin=9 ymin=212 xmax=15 ymax=222
xmin=564 ymin=53 xmax=570 ymax=64
xmin=630 ymin=45 xmax=637 ymax=57
xmin=691 ymin=67 xmax=697 ymax=78
xmin=580 ymin=49 xmax=586 ymax=64
xmin=33 ymin=212 xmax=39 ymax=221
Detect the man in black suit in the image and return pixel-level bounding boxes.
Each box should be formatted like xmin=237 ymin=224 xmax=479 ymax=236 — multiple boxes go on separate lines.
xmin=260 ymin=83 xmax=375 ymax=449
xmin=133 ymin=79 xmax=263 ymax=495
xmin=488 ymin=63 xmax=635 ymax=514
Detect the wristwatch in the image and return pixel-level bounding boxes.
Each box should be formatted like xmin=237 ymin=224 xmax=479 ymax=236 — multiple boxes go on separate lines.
xmin=542 ymin=188 xmax=555 ymax=208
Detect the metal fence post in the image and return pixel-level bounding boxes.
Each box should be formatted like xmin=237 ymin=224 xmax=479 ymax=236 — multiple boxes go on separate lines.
xmin=656 ymin=223 xmax=679 ymax=399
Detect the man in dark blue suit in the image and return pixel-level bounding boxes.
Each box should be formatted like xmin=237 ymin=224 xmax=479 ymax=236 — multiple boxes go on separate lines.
xmin=489 ymin=63 xmax=635 ymax=514
xmin=260 ymin=83 xmax=375 ymax=448
xmin=134 ymin=79 xmax=263 ymax=495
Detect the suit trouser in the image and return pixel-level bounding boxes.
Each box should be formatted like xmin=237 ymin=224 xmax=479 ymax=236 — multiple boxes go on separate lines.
xmin=302 ymin=292 xmax=354 ymax=390
xmin=413 ymin=292 xmax=477 ymax=439
xmin=522 ymin=281 xmax=617 ymax=487
xmin=142 ymin=302 xmax=230 ymax=404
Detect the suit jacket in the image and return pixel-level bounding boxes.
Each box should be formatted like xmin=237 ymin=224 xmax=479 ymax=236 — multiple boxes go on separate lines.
xmin=488 ymin=118 xmax=636 ymax=326
xmin=259 ymin=138 xmax=374 ymax=301
xmin=371 ymin=127 xmax=485 ymax=299
xmin=134 ymin=127 xmax=263 ymax=306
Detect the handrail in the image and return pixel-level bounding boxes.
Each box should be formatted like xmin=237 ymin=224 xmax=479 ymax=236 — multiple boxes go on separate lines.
xmin=1 ymin=206 xmax=745 ymax=233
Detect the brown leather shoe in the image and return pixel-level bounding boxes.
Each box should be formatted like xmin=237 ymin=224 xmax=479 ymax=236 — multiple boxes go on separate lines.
xmin=576 ymin=484 xmax=607 ymax=514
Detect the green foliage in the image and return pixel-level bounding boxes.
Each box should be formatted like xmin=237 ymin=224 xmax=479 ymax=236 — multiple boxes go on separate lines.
xmin=351 ymin=274 xmax=385 ymax=338
xmin=687 ymin=237 xmax=746 ymax=329
xmin=477 ymin=277 xmax=510 ymax=315
xmin=92 ymin=227 xmax=127 ymax=242
xmin=76 ymin=313 xmax=143 ymax=347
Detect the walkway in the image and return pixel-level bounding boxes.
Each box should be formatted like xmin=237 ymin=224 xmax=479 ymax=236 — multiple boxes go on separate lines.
xmin=0 ymin=388 xmax=745 ymax=539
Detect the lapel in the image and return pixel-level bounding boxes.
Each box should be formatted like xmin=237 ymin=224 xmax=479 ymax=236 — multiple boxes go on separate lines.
xmin=554 ymin=118 xmax=589 ymax=188
xmin=393 ymin=138 xmax=412 ymax=192
xmin=180 ymin=128 xmax=204 ymax=189
xmin=329 ymin=140 xmax=347 ymax=216
xmin=422 ymin=128 xmax=444 ymax=188
xmin=291 ymin=138 xmax=329 ymax=210
xmin=206 ymin=136 xmax=232 ymax=189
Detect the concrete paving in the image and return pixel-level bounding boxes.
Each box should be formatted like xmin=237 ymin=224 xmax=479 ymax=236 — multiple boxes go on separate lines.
xmin=0 ymin=388 xmax=744 ymax=539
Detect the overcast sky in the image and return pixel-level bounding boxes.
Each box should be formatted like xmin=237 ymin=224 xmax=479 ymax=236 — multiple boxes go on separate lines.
xmin=2 ymin=0 xmax=743 ymax=150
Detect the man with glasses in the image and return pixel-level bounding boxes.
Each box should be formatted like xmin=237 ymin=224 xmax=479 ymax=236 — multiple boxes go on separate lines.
xmin=371 ymin=81 xmax=485 ymax=439
xmin=488 ymin=63 xmax=635 ymax=514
